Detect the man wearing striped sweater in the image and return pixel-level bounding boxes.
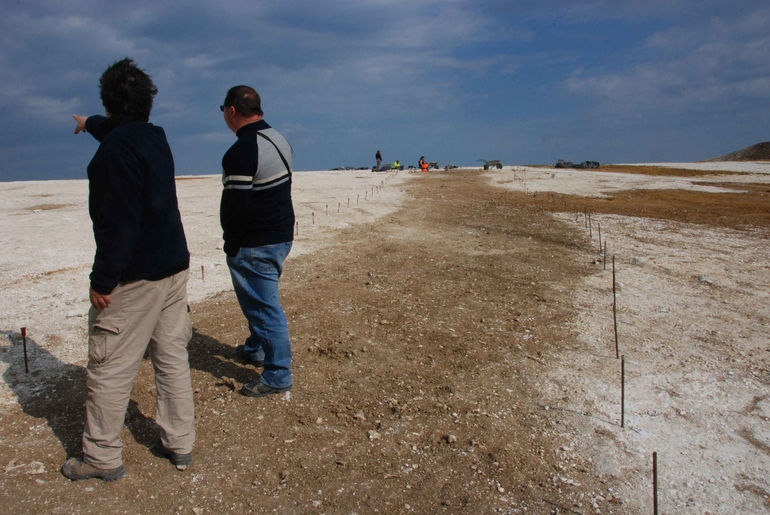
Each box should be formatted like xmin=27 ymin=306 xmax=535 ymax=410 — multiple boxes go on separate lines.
xmin=220 ymin=85 xmax=295 ymax=397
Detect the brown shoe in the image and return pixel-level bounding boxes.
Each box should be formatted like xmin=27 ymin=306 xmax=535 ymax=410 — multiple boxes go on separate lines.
xmin=61 ymin=457 xmax=125 ymax=481
xmin=154 ymin=437 xmax=193 ymax=471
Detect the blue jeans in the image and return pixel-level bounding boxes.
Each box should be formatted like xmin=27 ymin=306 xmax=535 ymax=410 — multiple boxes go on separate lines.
xmin=227 ymin=242 xmax=293 ymax=388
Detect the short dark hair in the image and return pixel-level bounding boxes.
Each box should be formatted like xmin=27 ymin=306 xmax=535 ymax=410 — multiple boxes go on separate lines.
xmin=224 ymin=85 xmax=263 ymax=117
xmin=99 ymin=58 xmax=157 ymax=120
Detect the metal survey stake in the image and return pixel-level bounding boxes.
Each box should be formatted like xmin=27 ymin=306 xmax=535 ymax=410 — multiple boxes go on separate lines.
xmin=603 ymin=241 xmax=607 ymax=270
xmin=621 ymin=355 xmax=625 ymax=428
xmin=598 ymin=223 xmax=602 ymax=252
xmin=613 ymin=256 xmax=619 ymax=359
xmin=21 ymin=327 xmax=29 ymax=373
xmin=653 ymin=452 xmax=659 ymax=515
xmin=589 ymin=212 xmax=592 ymax=239
xmin=201 ymin=265 xmax=205 ymax=281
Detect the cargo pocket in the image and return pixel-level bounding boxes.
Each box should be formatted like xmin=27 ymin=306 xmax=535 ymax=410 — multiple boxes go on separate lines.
xmin=89 ymin=320 xmax=126 ymax=364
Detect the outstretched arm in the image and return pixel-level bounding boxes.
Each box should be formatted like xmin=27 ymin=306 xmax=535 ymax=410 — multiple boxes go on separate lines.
xmin=72 ymin=115 xmax=88 ymax=134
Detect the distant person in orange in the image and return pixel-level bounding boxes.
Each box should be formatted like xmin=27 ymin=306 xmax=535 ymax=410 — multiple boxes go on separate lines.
xmin=419 ymin=156 xmax=428 ymax=173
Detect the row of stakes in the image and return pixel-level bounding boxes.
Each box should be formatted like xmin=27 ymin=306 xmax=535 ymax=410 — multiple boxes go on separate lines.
xmin=15 ymin=169 xmax=659 ymax=514
xmin=19 ymin=171 xmax=400 ymax=370
xmin=511 ymin=172 xmax=658 ymax=513
xmin=299 ymin=172 xmax=397 ymax=236
xmin=196 ymin=171 xmax=399 ymax=282
xmin=574 ymin=200 xmax=659 ymax=515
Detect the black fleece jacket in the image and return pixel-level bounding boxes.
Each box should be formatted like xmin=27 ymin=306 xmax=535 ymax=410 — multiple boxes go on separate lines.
xmin=86 ymin=114 xmax=189 ymax=294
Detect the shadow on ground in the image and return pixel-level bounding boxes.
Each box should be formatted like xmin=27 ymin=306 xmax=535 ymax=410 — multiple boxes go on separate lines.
xmin=0 ymin=330 xmax=172 ymax=458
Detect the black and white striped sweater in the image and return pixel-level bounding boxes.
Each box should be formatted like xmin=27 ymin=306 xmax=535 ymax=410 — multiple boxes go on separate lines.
xmin=220 ymin=119 xmax=295 ymax=256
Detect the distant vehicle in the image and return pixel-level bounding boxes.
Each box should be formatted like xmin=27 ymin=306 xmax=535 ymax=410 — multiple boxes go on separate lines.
xmin=477 ymin=159 xmax=503 ymax=170
xmin=555 ymin=159 xmax=600 ymax=169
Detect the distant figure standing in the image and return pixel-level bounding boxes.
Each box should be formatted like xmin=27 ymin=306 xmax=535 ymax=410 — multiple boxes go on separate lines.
xmin=375 ymin=150 xmax=382 ymax=170
xmin=393 ymin=159 xmax=400 ymax=170
xmin=64 ymin=58 xmax=195 ymax=481
xmin=419 ymin=156 xmax=429 ymax=173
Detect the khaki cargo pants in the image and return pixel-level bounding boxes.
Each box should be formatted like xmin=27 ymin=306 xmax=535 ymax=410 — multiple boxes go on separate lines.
xmin=82 ymin=269 xmax=195 ymax=469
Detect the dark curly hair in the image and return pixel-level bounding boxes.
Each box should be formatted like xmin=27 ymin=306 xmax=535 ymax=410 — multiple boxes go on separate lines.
xmin=223 ymin=85 xmax=263 ymax=117
xmin=99 ymin=58 xmax=157 ymax=120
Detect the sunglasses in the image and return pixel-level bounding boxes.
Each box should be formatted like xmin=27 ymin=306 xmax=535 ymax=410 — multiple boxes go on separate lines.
xmin=220 ymin=105 xmax=226 ymax=112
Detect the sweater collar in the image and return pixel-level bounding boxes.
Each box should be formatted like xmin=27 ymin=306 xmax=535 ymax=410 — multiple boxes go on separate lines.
xmin=100 ymin=114 xmax=144 ymax=136
xmin=236 ymin=119 xmax=270 ymax=138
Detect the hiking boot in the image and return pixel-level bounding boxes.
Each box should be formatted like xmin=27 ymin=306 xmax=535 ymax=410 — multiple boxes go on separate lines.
xmin=240 ymin=380 xmax=292 ymax=398
xmin=235 ymin=345 xmax=264 ymax=367
xmin=61 ymin=457 xmax=125 ymax=481
xmin=155 ymin=438 xmax=193 ymax=471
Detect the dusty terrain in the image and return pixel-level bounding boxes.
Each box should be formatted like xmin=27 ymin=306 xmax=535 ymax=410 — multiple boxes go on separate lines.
xmin=1 ymin=163 xmax=769 ymax=514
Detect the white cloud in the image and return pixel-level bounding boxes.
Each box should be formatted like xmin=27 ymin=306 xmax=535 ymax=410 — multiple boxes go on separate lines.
xmin=182 ymin=54 xmax=220 ymax=69
xmin=24 ymin=95 xmax=81 ymax=122
xmin=566 ymin=7 xmax=770 ymax=112
xmin=5 ymin=13 xmax=143 ymax=57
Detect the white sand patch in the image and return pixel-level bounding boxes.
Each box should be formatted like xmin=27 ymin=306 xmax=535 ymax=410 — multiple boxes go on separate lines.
xmin=552 ymin=213 xmax=770 ymax=513
xmin=621 ymin=161 xmax=770 ymax=174
xmin=0 ymin=170 xmax=409 ymax=405
xmin=485 ymin=165 xmax=770 ymax=198
xmin=483 ymin=167 xmax=770 ymax=513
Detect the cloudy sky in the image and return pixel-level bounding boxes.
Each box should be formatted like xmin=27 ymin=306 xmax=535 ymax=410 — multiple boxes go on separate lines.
xmin=1 ymin=0 xmax=768 ymax=181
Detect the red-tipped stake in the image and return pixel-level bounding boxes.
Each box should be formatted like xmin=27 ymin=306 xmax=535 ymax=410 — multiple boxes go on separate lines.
xmin=337 ymin=202 xmax=340 ymax=213
xmin=347 ymin=198 xmax=350 ymax=208
xmin=296 ymin=221 xmax=299 ymax=236
xmin=613 ymin=256 xmax=619 ymax=359
xmin=326 ymin=204 xmax=328 ymax=216
xmin=365 ymin=191 xmax=368 ymax=200
xmin=621 ymin=355 xmax=625 ymax=428
xmin=201 ymin=265 xmax=205 ymax=281
xmin=21 ymin=327 xmax=29 ymax=374
xmin=312 ymin=212 xmax=315 ymax=225
xmin=653 ymin=452 xmax=659 ymax=515
xmin=357 ymin=194 xmax=359 ymax=204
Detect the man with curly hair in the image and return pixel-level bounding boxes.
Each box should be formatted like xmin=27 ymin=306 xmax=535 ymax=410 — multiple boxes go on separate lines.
xmin=64 ymin=58 xmax=195 ymax=481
